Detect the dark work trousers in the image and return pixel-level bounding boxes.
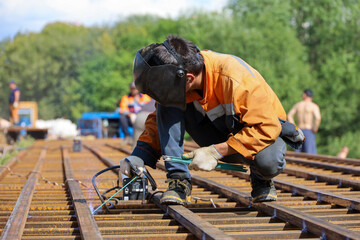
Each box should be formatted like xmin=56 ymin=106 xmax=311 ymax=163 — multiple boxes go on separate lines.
xmin=119 ymin=114 xmax=132 ymax=137
xmin=295 ymin=129 xmax=317 ymax=154
xmin=156 ymin=103 xmax=287 ymax=181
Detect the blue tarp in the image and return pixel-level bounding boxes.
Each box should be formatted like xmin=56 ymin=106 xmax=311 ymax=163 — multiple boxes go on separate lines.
xmin=81 ymin=112 xmax=120 ymax=119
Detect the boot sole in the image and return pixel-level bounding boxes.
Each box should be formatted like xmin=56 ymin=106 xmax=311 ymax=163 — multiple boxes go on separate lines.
xmin=252 ymin=194 xmax=277 ymax=203
xmin=160 ymin=196 xmax=186 ymax=205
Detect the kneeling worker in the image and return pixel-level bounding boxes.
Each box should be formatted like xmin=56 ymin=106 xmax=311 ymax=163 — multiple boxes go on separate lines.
xmin=120 ymin=35 xmax=304 ymax=204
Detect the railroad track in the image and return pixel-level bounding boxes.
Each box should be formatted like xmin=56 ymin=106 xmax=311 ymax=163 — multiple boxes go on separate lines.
xmin=0 ymin=139 xmax=359 ymax=239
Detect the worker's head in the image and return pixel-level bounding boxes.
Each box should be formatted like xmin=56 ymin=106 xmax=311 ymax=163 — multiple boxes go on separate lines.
xmin=8 ymin=80 xmax=16 ymax=89
xmin=133 ymin=35 xmax=204 ymax=110
xmin=302 ymin=89 xmax=313 ymax=99
xmin=129 ymin=81 xmax=139 ymax=96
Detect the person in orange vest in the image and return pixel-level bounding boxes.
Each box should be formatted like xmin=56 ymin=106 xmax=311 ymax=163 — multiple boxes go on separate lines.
xmin=8 ymin=80 xmax=21 ymax=125
xmin=119 ymin=82 xmax=151 ymax=144
xmin=120 ymin=35 xmax=304 ymax=205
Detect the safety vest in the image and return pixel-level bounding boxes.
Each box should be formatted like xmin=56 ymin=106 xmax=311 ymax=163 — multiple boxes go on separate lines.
xmin=120 ymin=93 xmax=151 ymax=115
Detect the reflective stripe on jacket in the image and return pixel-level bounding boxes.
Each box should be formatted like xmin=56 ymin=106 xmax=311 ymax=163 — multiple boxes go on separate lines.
xmin=138 ymin=50 xmax=287 ymax=160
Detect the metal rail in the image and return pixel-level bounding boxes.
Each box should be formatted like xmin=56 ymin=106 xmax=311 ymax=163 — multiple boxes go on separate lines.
xmin=286 ymin=151 xmax=360 ymax=166
xmin=150 ymin=190 xmax=234 ymax=240
xmin=227 ymin=170 xmax=360 ymax=211
xmin=1 ymin=148 xmax=47 ymax=240
xmin=85 ymin=144 xmax=233 ymax=240
xmin=284 ymin=166 xmax=360 ymax=190
xmin=286 ymin=156 xmax=360 ymax=175
xmin=107 ymin=141 xmax=360 ymax=239
xmin=61 ymin=147 xmax=103 ymax=240
xmin=1 ymin=139 xmax=359 ymax=239
xmin=186 ymin=169 xmax=360 ymax=240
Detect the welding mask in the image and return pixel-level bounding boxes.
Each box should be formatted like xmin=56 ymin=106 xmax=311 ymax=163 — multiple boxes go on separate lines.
xmin=133 ymin=40 xmax=187 ymax=110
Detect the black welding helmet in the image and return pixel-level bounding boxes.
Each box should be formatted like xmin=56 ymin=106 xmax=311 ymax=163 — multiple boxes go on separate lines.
xmin=133 ymin=40 xmax=187 ymax=110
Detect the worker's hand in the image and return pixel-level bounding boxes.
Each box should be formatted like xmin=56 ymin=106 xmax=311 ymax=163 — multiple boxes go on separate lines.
xmin=183 ymin=145 xmax=223 ymax=171
xmin=279 ymin=120 xmax=306 ymax=150
xmin=13 ymin=102 xmax=18 ymax=108
xmin=120 ymin=156 xmax=144 ymax=177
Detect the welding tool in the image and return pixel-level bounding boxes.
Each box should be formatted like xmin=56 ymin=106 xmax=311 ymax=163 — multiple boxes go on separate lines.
xmin=92 ymin=159 xmax=157 ymax=213
xmin=121 ymin=159 xmax=157 ymax=201
xmin=163 ymin=155 xmax=247 ymax=172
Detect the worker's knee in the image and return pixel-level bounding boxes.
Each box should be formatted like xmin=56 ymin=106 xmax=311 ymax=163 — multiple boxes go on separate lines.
xmin=253 ymin=137 xmax=286 ymax=179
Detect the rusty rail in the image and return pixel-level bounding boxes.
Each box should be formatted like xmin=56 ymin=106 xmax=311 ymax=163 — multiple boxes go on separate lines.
xmin=286 ymin=156 xmax=360 ymax=175
xmin=284 ymin=166 xmax=360 ymax=190
xmin=61 ymin=147 xmax=103 ymax=240
xmin=85 ymin=144 xmax=233 ymax=240
xmin=1 ymin=148 xmax=46 ymax=240
xmin=0 ymin=139 xmax=359 ymax=239
xmin=107 ymin=142 xmax=360 ymax=239
xmin=188 ymin=169 xmax=360 ymax=240
xmin=286 ymin=151 xmax=360 ymax=166
xmin=150 ymin=190 xmax=234 ymax=240
xmin=228 ymin=169 xmax=360 ymax=211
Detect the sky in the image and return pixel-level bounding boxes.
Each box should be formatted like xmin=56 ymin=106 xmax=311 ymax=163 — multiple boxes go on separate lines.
xmin=0 ymin=0 xmax=228 ymax=41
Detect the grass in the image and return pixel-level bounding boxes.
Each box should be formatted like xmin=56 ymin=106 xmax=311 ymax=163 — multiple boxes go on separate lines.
xmin=0 ymin=136 xmax=35 ymax=166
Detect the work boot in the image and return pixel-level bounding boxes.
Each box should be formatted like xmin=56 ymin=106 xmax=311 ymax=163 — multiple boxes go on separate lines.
xmin=250 ymin=172 xmax=277 ymax=203
xmin=160 ymin=173 xmax=192 ymax=205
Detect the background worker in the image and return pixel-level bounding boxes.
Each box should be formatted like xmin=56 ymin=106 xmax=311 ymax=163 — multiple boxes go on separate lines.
xmin=8 ymin=80 xmax=21 ymax=125
xmin=288 ymin=89 xmax=321 ymax=154
xmin=119 ymin=82 xmax=151 ymax=144
xmin=120 ymin=35 xmax=304 ymax=204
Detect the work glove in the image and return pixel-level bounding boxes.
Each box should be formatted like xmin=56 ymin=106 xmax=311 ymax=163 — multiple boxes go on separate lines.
xmin=282 ymin=128 xmax=305 ymax=150
xmin=120 ymin=155 xmax=144 ymax=177
xmin=286 ymin=128 xmax=305 ymax=143
xmin=279 ymin=119 xmax=305 ymax=150
xmin=183 ymin=145 xmax=223 ymax=171
xmin=13 ymin=102 xmax=18 ymax=108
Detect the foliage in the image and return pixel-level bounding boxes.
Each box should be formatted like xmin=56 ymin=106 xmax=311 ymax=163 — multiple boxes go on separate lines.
xmin=0 ymin=1 xmax=359 ymax=157
xmin=290 ymin=0 xmax=360 ymax=155
xmin=0 ymin=136 xmax=34 ymax=166
xmin=0 ymin=22 xmax=104 ymax=119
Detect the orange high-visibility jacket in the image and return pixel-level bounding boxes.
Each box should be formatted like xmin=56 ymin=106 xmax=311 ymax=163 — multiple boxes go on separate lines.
xmin=120 ymin=93 xmax=151 ymax=115
xmin=138 ymin=50 xmax=287 ymax=160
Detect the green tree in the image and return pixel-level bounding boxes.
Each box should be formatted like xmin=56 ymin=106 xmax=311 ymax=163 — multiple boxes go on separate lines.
xmin=0 ymin=22 xmax=104 ymax=120
xmin=0 ymin=4 xmax=359 ymax=158
xmin=291 ymin=0 xmax=360 ymax=156
xmin=194 ymin=1 xmax=312 ymax=111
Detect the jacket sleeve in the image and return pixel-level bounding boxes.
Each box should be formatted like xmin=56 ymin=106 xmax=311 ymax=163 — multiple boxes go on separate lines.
xmin=226 ymin=82 xmax=282 ymax=160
